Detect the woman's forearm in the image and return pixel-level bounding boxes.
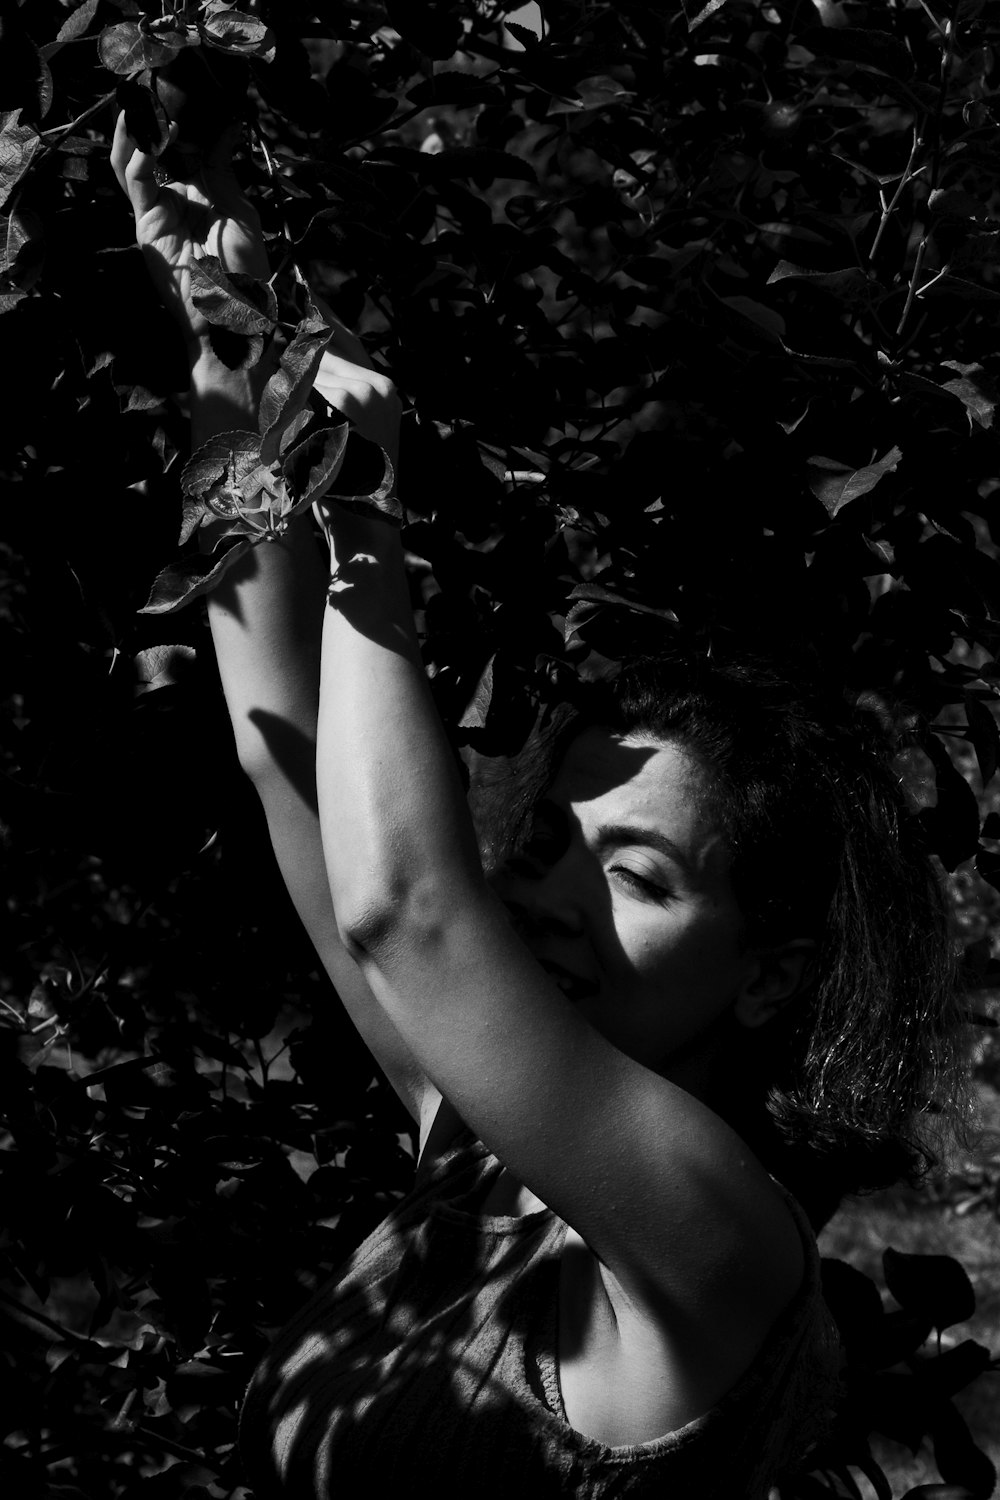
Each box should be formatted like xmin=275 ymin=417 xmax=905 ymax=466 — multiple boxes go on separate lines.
xmin=189 ymin=347 xmax=325 ymax=776
xmin=316 ymin=508 xmax=486 ymax=951
xmin=193 ymin=362 xmax=434 ymax=1117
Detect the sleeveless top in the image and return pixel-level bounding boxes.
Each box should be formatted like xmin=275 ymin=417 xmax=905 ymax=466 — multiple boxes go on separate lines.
xmin=239 ymin=1131 xmax=842 ymax=1498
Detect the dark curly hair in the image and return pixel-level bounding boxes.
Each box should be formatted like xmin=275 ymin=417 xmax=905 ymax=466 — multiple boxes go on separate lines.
xmin=474 ymin=649 xmax=970 ymax=1226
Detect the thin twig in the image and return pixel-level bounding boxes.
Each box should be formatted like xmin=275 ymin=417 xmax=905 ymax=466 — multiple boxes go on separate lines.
xmin=251 ymin=124 xmax=309 ymax=290
xmin=36 ymin=91 xmax=118 ymax=155
xmin=869 ymin=129 xmax=923 ymax=265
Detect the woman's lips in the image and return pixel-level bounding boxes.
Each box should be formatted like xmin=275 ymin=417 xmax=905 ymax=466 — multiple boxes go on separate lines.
xmin=536 ymin=958 xmax=599 ymax=1003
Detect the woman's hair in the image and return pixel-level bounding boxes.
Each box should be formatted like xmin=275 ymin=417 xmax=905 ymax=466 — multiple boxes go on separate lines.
xmin=474 ymin=648 xmax=970 ymax=1221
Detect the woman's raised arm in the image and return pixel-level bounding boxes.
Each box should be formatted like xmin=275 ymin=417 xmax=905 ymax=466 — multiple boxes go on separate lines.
xmin=110 ymin=118 xmax=436 ymax=1124
xmin=312 ymin=494 xmax=805 ymax=1379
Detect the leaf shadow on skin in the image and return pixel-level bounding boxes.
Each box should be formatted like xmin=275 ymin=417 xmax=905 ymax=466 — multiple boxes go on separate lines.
xmin=246 ymin=710 xmax=319 ymax=813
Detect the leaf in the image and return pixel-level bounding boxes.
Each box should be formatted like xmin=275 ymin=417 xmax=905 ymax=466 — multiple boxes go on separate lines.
xmin=820 ymin=1258 xmax=885 ymax=1351
xmin=931 ymin=1404 xmax=997 ymax=1496
xmin=259 ymin=317 xmax=333 ymax=465
xmin=919 ymin=1340 xmax=993 ymax=1403
xmin=883 ymin=1248 xmax=976 ymax=1332
xmin=98 ymin=21 xmax=184 ymax=75
xmin=717 ymin=294 xmax=786 ymax=341
xmin=327 ymin=436 xmax=401 ymax=525
xmin=458 ymin=656 xmax=495 ymax=730
xmin=199 ymin=10 xmax=277 ymax=62
xmin=808 ymin=446 xmax=902 ymax=517
xmin=940 ymin=362 xmax=998 ymax=430
xmin=134 ymin=644 xmax=196 ymax=689
xmin=964 ymin=693 xmax=1000 ymax=784
xmin=855 ymin=1456 xmax=894 ymax=1500
xmin=179 ymin=431 xmax=266 ymax=542
xmin=921 ymin=275 xmax=1000 ymax=304
xmin=187 ymin=256 xmax=278 ymax=335
xmin=681 ymin=0 xmax=729 ymax=29
xmin=181 ymin=430 xmax=263 ymax=501
xmin=767 ymin=262 xmax=873 ymax=304
xmin=928 ymin=188 xmax=993 ymax=222
xmin=916 ymin=728 xmax=982 ymax=870
xmin=799 ymin=27 xmax=914 ymax=80
xmin=278 ymin=408 xmax=313 ymax=456
xmin=1 ymin=206 xmax=41 ymax=277
xmin=781 ymin=344 xmax=865 ymax=370
xmin=975 ymin=840 xmax=1000 ymax=889
xmin=0 ymin=111 xmax=40 ymax=211
xmin=504 ymin=19 xmax=541 ymax=48
xmin=139 ymin=541 xmax=252 ymax=614
xmin=39 ymin=0 xmax=101 ymax=61
xmin=281 ymin=424 xmax=350 ymax=512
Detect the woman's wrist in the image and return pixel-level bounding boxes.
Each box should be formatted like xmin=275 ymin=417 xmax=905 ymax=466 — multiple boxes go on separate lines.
xmin=189 ymin=344 xmax=268 ymax=447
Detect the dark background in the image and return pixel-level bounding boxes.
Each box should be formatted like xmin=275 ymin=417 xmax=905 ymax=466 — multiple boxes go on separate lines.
xmin=2 ymin=1 xmax=1000 ymax=1494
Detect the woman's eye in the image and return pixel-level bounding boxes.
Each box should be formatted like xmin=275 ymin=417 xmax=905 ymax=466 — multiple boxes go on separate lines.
xmin=517 ymin=806 xmax=569 ymax=869
xmin=609 ymin=864 xmax=670 ymax=901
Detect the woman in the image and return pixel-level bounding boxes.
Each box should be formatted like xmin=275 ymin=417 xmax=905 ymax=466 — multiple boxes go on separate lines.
xmin=112 ymin=120 xmax=965 ymax=1497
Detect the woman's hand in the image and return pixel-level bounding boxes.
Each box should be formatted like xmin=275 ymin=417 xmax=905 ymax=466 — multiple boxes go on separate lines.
xmin=110 ymin=112 xmax=267 ymax=355
xmin=311 ymin=311 xmax=402 ymax=470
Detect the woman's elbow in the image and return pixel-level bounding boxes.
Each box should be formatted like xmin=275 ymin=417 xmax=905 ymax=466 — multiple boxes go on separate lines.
xmin=333 ymin=874 xmax=473 ymax=967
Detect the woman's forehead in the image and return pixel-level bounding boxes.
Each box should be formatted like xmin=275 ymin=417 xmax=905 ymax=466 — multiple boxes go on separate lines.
xmin=554 ymin=728 xmax=711 ymax=822
xmin=551 ymin=728 xmax=730 ymax=885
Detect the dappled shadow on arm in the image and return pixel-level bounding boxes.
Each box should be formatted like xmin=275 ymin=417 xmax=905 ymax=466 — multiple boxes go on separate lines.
xmin=246 ymin=709 xmax=318 ymax=814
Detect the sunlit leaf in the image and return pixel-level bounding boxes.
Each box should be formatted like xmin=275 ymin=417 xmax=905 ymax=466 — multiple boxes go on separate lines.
xmin=259 ymin=317 xmax=332 ymax=465
xmin=134 ymin=644 xmax=196 ymax=689
xmin=140 ymin=540 xmax=253 ymax=614
xmin=199 ymin=9 xmax=277 ymax=62
xmin=188 ymin=256 xmax=278 ymax=335
xmin=181 ymin=430 xmax=263 ymax=501
xmin=458 ymin=655 xmax=495 ymax=730
xmin=0 ymin=110 xmax=40 ymax=210
xmin=98 ymin=21 xmax=184 ymax=75
xmin=40 ymin=0 xmax=100 ymax=61
xmin=681 ymin=0 xmax=729 ymax=29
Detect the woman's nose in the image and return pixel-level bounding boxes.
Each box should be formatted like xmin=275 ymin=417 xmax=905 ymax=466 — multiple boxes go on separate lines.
xmin=497 ymin=851 xmax=588 ymax=938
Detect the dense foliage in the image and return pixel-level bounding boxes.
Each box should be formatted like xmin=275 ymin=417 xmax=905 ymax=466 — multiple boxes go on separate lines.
xmin=2 ymin=0 xmax=1000 ymax=1494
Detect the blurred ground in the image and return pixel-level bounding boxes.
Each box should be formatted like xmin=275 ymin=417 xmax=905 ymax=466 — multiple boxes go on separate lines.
xmin=819 ymin=1083 xmax=1000 ymax=1495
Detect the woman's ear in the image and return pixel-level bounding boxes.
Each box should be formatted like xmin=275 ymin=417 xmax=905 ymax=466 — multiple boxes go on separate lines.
xmin=733 ymin=939 xmax=816 ymax=1029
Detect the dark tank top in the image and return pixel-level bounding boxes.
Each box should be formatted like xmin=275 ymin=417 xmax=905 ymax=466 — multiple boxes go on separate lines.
xmin=239 ymin=1130 xmax=842 ymax=1498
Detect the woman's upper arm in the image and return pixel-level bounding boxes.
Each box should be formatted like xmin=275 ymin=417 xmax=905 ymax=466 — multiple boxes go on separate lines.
xmin=345 ymin=887 xmax=804 ymax=1321
xmin=248 ymin=762 xmax=437 ymax=1126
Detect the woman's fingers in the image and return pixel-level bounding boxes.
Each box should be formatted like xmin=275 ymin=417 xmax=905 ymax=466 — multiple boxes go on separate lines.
xmin=313 ymin=372 xmax=383 ymax=425
xmin=110 ymin=112 xmax=161 ymax=219
xmin=313 ymin=361 xmax=401 ymax=453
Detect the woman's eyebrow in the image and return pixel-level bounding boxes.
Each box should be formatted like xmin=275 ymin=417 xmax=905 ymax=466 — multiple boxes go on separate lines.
xmin=594 ymin=822 xmax=696 ymax=880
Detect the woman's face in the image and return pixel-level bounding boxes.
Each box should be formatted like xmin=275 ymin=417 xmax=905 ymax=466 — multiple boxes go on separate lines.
xmin=492 ymin=727 xmax=764 ymax=1094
